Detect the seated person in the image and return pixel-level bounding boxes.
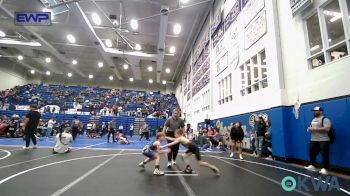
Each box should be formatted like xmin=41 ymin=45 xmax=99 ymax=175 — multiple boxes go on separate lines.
xmin=116 ymin=131 xmax=130 ymax=144
xmin=53 ymin=128 xmax=73 ymax=154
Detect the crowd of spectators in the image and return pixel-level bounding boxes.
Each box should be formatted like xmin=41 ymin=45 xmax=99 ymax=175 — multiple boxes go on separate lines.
xmin=0 ymin=84 xmax=179 ymax=118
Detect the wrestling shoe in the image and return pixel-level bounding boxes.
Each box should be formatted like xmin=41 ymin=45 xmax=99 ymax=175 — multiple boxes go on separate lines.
xmin=167 ymin=162 xmax=172 ymax=168
xmin=138 ymin=162 xmax=145 ymax=168
xmin=153 ymin=169 xmax=164 ymax=176
xmin=304 ymin=165 xmax=316 ymax=172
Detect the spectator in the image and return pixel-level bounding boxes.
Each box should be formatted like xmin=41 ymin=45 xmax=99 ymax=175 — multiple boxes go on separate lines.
xmin=230 ymin=122 xmax=244 ymax=159
xmin=129 ymin=123 xmax=134 ymax=138
xmin=53 ymin=127 xmax=73 ymax=154
xmin=255 ymin=115 xmax=267 ymax=157
xmin=250 ymin=131 xmax=256 ymax=156
xmin=139 ymin=122 xmax=150 ymax=141
xmin=118 ymin=123 xmax=124 ymax=133
xmin=47 ymin=117 xmax=56 ymax=138
xmin=305 ymin=106 xmax=331 ymax=175
xmin=23 ymin=105 xmax=41 ymax=149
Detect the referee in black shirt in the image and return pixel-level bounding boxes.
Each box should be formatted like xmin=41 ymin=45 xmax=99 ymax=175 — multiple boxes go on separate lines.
xmin=23 ymin=104 xmax=41 ymax=149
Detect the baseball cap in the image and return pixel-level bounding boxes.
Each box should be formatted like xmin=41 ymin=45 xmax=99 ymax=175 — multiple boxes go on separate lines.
xmin=311 ymin=106 xmax=323 ymax=111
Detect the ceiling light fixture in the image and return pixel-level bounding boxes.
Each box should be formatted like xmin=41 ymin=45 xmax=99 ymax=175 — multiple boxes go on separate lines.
xmin=148 ymin=66 xmax=153 ymax=72
xmin=17 ymin=55 xmax=23 ymax=61
xmin=135 ymin=43 xmax=142 ymax=51
xmin=46 ymin=71 xmax=51 ymax=76
xmin=105 ymin=39 xmax=113 ymax=48
xmin=123 ymin=64 xmax=129 ymax=70
xmin=169 ymin=46 xmax=176 ymax=54
xmin=165 ymin=68 xmax=171 ymax=73
xmin=173 ymin=24 xmax=182 ymax=35
xmin=67 ymin=34 xmax=76 ymax=43
xmin=30 ymin=70 xmax=35 ymax=74
xmin=45 ymin=57 xmax=51 ymax=63
xmin=149 ymin=79 xmax=153 ymax=84
xmin=129 ymin=78 xmax=134 ymax=82
xmin=72 ymin=60 xmax=77 ymax=65
xmin=89 ymin=74 xmax=94 ymax=79
xmin=67 ymin=72 xmax=72 ymax=77
xmin=180 ymin=0 xmax=190 ymax=4
xmin=109 ymin=76 xmax=114 ymax=80
xmin=98 ymin=62 xmax=104 ymax=68
xmin=130 ymin=19 xmax=138 ymax=30
xmin=91 ymin=13 xmax=101 ymax=25
xmin=162 ymin=80 xmax=167 ymax=85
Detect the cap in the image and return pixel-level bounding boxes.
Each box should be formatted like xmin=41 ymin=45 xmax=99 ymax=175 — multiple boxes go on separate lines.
xmin=311 ymin=106 xmax=324 ymax=111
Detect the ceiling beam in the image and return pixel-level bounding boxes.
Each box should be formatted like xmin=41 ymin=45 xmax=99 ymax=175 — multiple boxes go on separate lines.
xmin=127 ymin=58 xmax=142 ymax=80
xmin=71 ymin=2 xmax=123 ymax=80
xmin=156 ymin=5 xmax=169 ymax=83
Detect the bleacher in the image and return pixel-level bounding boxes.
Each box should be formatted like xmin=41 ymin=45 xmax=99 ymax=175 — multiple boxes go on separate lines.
xmin=0 ymin=84 xmax=179 ymax=116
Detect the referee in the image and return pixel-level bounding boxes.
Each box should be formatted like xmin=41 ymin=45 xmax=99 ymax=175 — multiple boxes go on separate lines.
xmin=23 ymin=104 xmax=41 ymax=149
xmin=163 ymin=108 xmax=185 ymax=168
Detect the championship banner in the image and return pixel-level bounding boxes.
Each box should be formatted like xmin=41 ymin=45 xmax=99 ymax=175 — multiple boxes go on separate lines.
xmin=224 ymin=0 xmax=240 ymax=31
xmin=211 ymin=12 xmax=222 ymax=35
xmin=244 ymin=11 xmax=267 ymax=49
xmin=241 ymin=0 xmax=250 ymax=9
xmin=212 ymin=25 xmax=224 ymax=48
xmin=243 ymin=0 xmax=265 ymax=27
xmin=225 ymin=21 xmax=240 ymax=68
xmin=215 ymin=53 xmax=228 ymax=77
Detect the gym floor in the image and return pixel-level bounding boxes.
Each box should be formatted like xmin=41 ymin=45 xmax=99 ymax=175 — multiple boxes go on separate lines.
xmin=0 ymin=137 xmax=349 ymax=196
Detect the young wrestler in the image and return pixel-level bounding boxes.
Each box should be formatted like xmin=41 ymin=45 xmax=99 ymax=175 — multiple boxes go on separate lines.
xmin=162 ymin=129 xmax=220 ymax=176
xmin=138 ymin=132 xmax=167 ymax=176
xmin=116 ymin=131 xmax=130 ymax=144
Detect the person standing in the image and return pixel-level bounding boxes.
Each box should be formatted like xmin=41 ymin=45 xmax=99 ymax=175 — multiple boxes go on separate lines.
xmin=118 ymin=123 xmax=124 ymax=133
xmin=162 ymin=109 xmax=185 ymax=168
xmin=47 ymin=117 xmax=56 ymax=138
xmin=139 ymin=122 xmax=150 ymax=141
xmin=129 ymin=123 xmax=134 ymax=138
xmin=108 ymin=119 xmax=116 ymax=143
xmin=230 ymin=122 xmax=244 ymax=159
xmin=23 ymin=105 xmax=41 ymax=149
xmin=255 ymin=115 xmax=267 ymax=157
xmin=71 ymin=116 xmax=80 ymax=141
xmin=305 ymin=106 xmax=331 ymax=175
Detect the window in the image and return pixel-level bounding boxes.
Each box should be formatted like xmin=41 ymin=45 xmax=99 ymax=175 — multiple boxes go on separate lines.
xmin=240 ymin=50 xmax=268 ymax=96
xmin=218 ymin=74 xmax=232 ymax=104
xmin=305 ymin=0 xmax=350 ymax=68
xmin=202 ymin=90 xmax=210 ymax=111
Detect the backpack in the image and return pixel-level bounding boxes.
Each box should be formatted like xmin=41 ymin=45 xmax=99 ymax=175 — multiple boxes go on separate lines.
xmin=321 ymin=117 xmax=335 ymax=144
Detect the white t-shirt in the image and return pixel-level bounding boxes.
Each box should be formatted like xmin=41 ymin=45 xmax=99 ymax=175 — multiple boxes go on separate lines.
xmin=48 ymin=120 xmax=56 ymax=128
xmin=87 ymin=123 xmax=92 ymax=130
xmin=54 ymin=132 xmax=73 ymax=153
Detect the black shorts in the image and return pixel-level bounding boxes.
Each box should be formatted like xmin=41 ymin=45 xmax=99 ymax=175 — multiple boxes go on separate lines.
xmin=231 ymin=133 xmax=244 ymax=142
xmin=186 ymin=145 xmax=201 ymax=161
